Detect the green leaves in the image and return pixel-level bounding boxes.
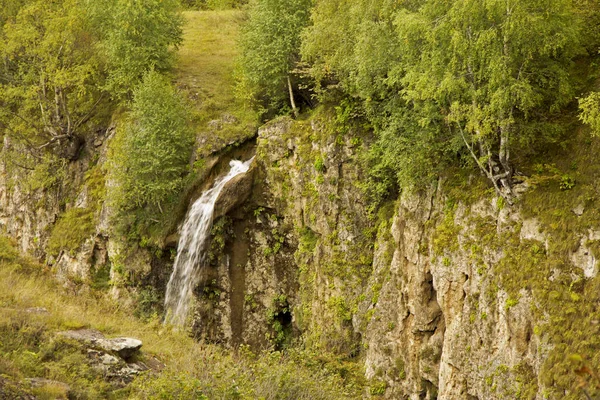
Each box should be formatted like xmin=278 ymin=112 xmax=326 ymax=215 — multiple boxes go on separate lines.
xmin=238 ymin=0 xmax=312 ymax=114
xmin=580 ymin=92 xmax=600 ymax=136
xmin=93 ymin=0 xmax=183 ymax=100
xmin=108 ymin=70 xmax=194 ymax=214
xmin=0 ymin=0 xmax=105 ymax=153
xmin=302 ymin=0 xmax=589 ymax=199
xmin=0 ymin=0 xmax=183 ymax=158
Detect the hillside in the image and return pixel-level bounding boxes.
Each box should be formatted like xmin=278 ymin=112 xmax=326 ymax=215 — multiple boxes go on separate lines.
xmin=174 ymin=10 xmax=258 ymax=155
xmin=0 ymin=237 xmax=363 ymax=399
xmin=1 ymin=1 xmax=600 ymax=399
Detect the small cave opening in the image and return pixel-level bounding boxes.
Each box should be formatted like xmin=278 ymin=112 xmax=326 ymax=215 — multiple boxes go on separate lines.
xmin=276 ymin=309 xmax=293 ymax=327
xmin=267 ymin=295 xmax=293 ymax=350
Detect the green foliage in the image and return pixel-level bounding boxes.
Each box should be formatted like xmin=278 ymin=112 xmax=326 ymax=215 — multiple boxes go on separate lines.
xmin=131 ymin=371 xmax=208 ymax=399
xmin=369 ymin=379 xmax=387 ymax=395
xmin=0 ymin=0 xmax=107 ymax=158
xmin=92 ymin=0 xmax=183 ymax=100
xmin=182 ymin=0 xmax=248 ymax=10
xmin=108 ymin=70 xmax=194 ymax=230
xmin=20 ymin=154 xmax=68 ymax=193
xmin=237 ymin=0 xmax=312 ymax=114
xmin=265 ymin=294 xmax=291 ymax=349
xmin=0 ymin=236 xmax=20 ymax=262
xmin=47 ymin=167 xmax=105 ymax=257
xmin=209 ymin=216 xmax=233 ymax=261
xmin=0 ymin=239 xmax=365 ymax=399
xmin=0 ymin=0 xmax=183 ymax=159
xmin=580 ymin=92 xmax=600 ymax=135
xmin=314 ymin=156 xmax=325 ymax=173
xmin=301 ymin=0 xmax=400 ymax=100
xmin=327 ymin=296 xmax=352 ymax=323
xmin=298 ymin=226 xmax=318 ymax=254
xmin=303 ymin=0 xmax=591 ymax=199
xmin=47 ymin=208 xmax=95 ymax=257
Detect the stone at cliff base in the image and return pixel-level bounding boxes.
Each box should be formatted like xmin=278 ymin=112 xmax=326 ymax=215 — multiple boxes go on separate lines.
xmin=57 ymin=329 xmax=142 ymax=360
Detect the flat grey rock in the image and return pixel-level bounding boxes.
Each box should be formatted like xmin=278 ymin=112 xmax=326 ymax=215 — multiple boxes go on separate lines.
xmin=58 ymin=329 xmax=142 ymax=360
xmin=104 ymin=337 xmax=143 ymax=359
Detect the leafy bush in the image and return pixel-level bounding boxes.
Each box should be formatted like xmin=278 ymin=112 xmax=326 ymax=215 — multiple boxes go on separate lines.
xmin=108 ymin=70 xmax=194 ymax=223
xmin=95 ymin=0 xmax=184 ymax=100
xmin=237 ymin=0 xmax=312 ymax=115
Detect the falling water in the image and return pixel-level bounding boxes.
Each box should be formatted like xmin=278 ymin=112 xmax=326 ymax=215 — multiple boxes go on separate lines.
xmin=164 ymin=158 xmax=254 ymax=326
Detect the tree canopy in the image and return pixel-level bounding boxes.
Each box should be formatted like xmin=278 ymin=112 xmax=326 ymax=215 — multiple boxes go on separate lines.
xmin=300 ymin=0 xmax=594 ymax=203
xmin=238 ymin=0 xmax=312 ymax=116
xmin=0 ymin=0 xmax=183 ymax=160
xmin=108 ymin=70 xmax=194 ymax=217
xmin=0 ymin=0 xmax=105 ymax=159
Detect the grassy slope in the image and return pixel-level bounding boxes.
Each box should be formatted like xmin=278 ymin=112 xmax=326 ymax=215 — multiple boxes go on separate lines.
xmin=144 ymin=10 xmax=259 ymax=244
xmin=175 ymin=10 xmax=258 ymax=156
xmin=0 ymin=11 xmax=363 ymax=400
xmin=0 ymin=237 xmax=363 ymax=399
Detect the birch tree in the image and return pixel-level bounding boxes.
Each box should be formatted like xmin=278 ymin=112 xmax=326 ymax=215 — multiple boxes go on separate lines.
xmin=238 ymin=0 xmax=312 ymax=116
xmin=397 ymin=0 xmax=583 ymax=202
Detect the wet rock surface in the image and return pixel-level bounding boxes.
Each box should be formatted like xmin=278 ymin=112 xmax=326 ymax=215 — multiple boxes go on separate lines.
xmin=213 ymin=166 xmax=254 ymax=219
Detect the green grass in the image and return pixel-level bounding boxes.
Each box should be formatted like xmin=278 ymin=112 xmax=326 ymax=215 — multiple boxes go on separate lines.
xmin=0 ymin=237 xmax=364 ymax=399
xmin=175 ymin=10 xmax=258 ymax=155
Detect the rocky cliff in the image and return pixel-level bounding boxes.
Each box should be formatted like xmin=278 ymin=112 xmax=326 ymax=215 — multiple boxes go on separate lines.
xmin=198 ymin=114 xmax=600 ymax=399
xmin=1 ymin=111 xmax=599 ymax=399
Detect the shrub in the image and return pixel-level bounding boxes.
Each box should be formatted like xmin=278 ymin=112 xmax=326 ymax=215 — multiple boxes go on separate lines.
xmin=108 ymin=70 xmax=194 ymax=223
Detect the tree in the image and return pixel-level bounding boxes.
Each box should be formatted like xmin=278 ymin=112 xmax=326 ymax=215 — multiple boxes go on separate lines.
xmin=0 ymin=0 xmax=184 ymax=161
xmin=93 ymin=0 xmax=183 ymax=100
xmin=0 ymin=0 xmax=107 ymax=160
xmin=238 ymin=0 xmax=312 ymax=116
xmin=108 ymin=70 xmax=194 ymax=216
xmin=301 ymin=0 xmax=401 ymax=101
xmin=396 ymin=0 xmax=584 ymax=202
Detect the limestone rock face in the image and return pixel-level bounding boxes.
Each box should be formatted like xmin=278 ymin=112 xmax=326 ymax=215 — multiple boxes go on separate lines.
xmin=213 ymin=166 xmax=254 ymax=219
xmin=189 ymin=116 xmax=372 ymax=351
xmin=4 ymin=108 xmax=600 ymax=399
xmin=196 ymin=114 xmax=600 ymax=399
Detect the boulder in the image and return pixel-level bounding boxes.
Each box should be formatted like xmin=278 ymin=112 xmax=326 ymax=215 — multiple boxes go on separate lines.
xmin=0 ymin=376 xmax=36 ymax=399
xmin=103 ymin=337 xmax=143 ymax=360
xmin=213 ymin=166 xmax=254 ymax=219
xmin=57 ymin=329 xmax=142 ymax=360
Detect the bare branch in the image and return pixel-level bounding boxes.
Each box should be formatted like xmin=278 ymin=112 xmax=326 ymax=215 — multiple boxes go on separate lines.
xmin=37 ymin=134 xmax=70 ymax=150
xmin=75 ymin=92 xmax=106 ymax=128
xmin=455 ymin=122 xmax=513 ymax=205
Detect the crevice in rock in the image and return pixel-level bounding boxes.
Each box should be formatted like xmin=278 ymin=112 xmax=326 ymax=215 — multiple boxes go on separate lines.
xmin=229 ymin=219 xmax=249 ymax=347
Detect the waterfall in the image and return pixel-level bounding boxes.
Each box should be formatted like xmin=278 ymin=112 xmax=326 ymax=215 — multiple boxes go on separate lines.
xmin=164 ymin=158 xmax=253 ymax=326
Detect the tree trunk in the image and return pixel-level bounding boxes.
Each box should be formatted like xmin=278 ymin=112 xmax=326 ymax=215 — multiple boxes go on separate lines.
xmin=457 ymin=124 xmax=514 ymax=205
xmin=287 ymin=75 xmax=299 ymax=118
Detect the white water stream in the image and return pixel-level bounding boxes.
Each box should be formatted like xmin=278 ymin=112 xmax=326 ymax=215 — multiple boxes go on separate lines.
xmin=164 ymin=158 xmax=253 ymax=326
